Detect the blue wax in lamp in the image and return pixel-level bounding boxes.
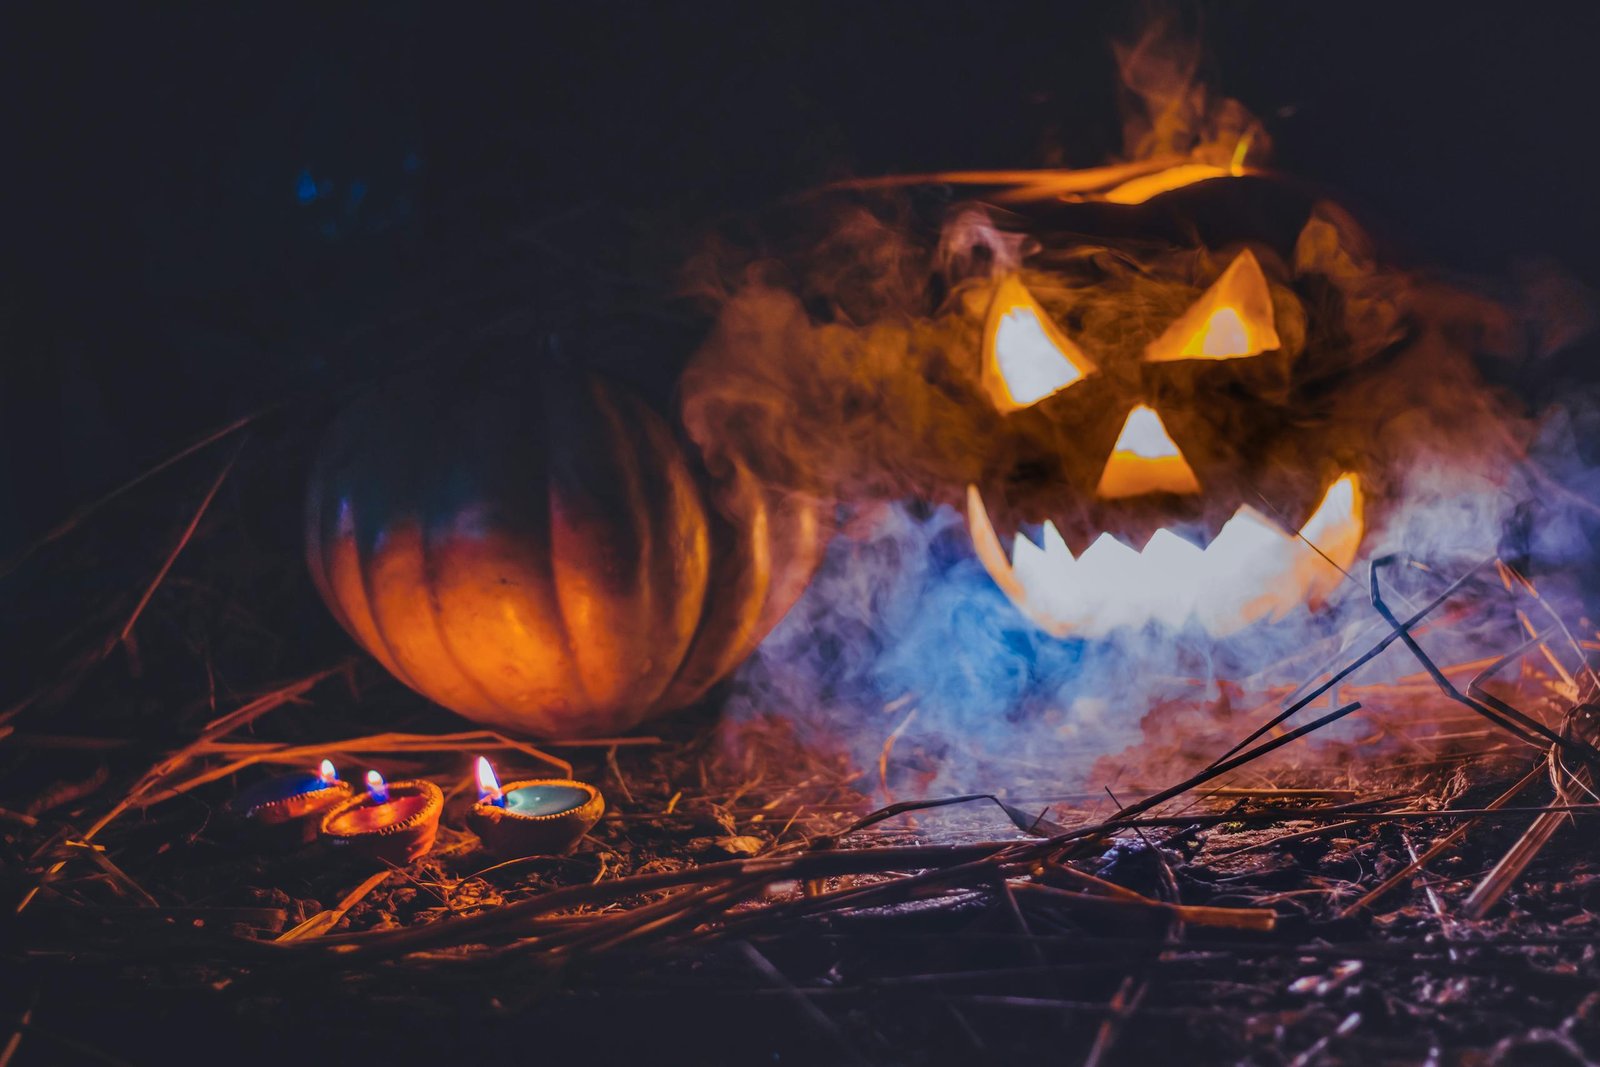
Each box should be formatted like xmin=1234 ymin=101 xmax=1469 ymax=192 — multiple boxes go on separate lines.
xmin=232 ymin=759 xmax=350 ymax=842
xmin=234 ymin=759 xmax=343 ymax=812
xmin=469 ymin=757 xmax=603 ymax=856
xmin=504 ymin=783 xmax=591 ymax=817
xmin=236 ymin=771 xmax=328 ymax=807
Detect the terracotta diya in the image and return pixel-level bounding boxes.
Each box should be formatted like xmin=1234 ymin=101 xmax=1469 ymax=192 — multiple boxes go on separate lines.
xmin=229 ymin=759 xmax=355 ymax=846
xmin=319 ymin=770 xmax=444 ymax=864
xmin=466 ymin=757 xmax=604 ymax=856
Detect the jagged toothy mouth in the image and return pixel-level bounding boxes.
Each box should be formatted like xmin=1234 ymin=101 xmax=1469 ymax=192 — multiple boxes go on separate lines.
xmin=966 ymin=474 xmax=1364 ymax=638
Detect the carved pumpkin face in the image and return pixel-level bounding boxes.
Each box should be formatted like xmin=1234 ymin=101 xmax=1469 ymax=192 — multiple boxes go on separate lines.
xmin=949 ymin=178 xmax=1425 ymax=639
xmin=681 ymin=165 xmax=1515 ymax=649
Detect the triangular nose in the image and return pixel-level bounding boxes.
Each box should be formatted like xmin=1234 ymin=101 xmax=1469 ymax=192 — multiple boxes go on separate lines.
xmin=1096 ymin=405 xmax=1201 ymax=498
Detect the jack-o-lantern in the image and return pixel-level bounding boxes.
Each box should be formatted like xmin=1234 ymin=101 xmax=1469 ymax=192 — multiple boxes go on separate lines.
xmin=946 ymin=169 xmax=1508 ymax=638
xmin=681 ymin=165 xmax=1514 ymax=647
xmin=305 ymin=347 xmax=828 ymax=737
xmin=677 ymin=30 xmax=1524 ymax=674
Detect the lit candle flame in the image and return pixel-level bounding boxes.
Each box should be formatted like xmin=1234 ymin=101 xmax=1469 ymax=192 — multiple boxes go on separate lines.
xmin=318 ymin=759 xmax=338 ymax=785
xmin=475 ymin=756 xmax=504 ymax=806
xmin=365 ymin=769 xmax=389 ymax=804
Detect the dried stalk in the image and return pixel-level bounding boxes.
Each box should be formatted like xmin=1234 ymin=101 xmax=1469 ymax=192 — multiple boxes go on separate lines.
xmin=137 ymin=729 xmax=573 ymax=808
xmin=108 ymin=439 xmax=246 ymax=658
xmin=276 ymin=869 xmax=396 ymax=942
xmin=0 ymin=413 xmax=257 ymax=583
xmin=1202 ymin=787 xmax=1358 ymax=803
xmin=737 ymin=940 xmax=869 ymax=1067
xmin=14 ymin=662 xmax=350 ymax=916
xmin=1011 ymin=880 xmax=1275 ymax=932
xmin=1368 ymin=556 xmax=1569 ymax=753
xmin=1210 ymin=559 xmax=1492 ymax=771
xmin=1339 ymin=762 xmax=1545 ymax=917
xmin=1463 ymin=708 xmax=1599 ymax=919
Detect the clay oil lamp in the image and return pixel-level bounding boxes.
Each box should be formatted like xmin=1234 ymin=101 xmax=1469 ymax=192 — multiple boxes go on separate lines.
xmin=230 ymin=759 xmax=355 ymax=846
xmin=465 ymin=757 xmax=604 ymax=857
xmin=319 ymin=770 xmax=444 ymax=864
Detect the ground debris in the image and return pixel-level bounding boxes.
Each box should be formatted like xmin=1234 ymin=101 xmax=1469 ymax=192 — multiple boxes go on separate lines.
xmin=4 ymin=426 xmax=1600 ymax=1065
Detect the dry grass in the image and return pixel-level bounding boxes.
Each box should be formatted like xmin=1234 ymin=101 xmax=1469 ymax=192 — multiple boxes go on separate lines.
xmin=3 ymin=422 xmax=1600 ymax=1066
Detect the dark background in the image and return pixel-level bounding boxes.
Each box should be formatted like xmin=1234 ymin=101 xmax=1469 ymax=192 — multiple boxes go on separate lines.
xmin=5 ymin=0 xmax=1599 ymax=559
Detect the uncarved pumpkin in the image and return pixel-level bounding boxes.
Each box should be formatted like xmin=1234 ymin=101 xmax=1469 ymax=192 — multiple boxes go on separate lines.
xmin=305 ymin=352 xmax=827 ymax=737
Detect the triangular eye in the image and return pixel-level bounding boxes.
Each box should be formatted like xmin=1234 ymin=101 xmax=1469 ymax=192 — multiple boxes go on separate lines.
xmin=982 ymin=276 xmax=1097 ymax=412
xmin=1144 ymin=250 xmax=1281 ymax=363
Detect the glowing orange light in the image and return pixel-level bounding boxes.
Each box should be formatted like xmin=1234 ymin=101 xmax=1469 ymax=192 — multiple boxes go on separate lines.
xmin=982 ymin=277 xmax=1096 ymax=412
xmin=967 ymin=473 xmax=1365 ymax=638
xmin=1295 ymin=474 xmax=1363 ymax=602
xmin=1095 ymin=406 xmax=1201 ymax=498
xmin=475 ymin=756 xmax=504 ymax=805
xmin=318 ymin=759 xmax=338 ymax=785
xmin=365 ymin=770 xmax=389 ymax=804
xmin=1102 ymin=162 xmax=1234 ymax=205
xmin=1194 ymin=307 xmax=1249 ymax=358
xmin=1145 ymin=250 xmax=1281 ymax=363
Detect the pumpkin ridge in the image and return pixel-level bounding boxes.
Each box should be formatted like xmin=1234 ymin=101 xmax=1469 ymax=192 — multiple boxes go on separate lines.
xmin=324 ymin=500 xmax=409 ymax=684
xmin=583 ymin=380 xmax=701 ymax=725
xmin=363 ymin=517 xmax=499 ymax=715
xmin=462 ymin=378 xmax=591 ymax=730
xmin=304 ymin=486 xmax=354 ymax=639
xmin=355 ymin=375 xmax=497 ymax=714
xmin=658 ymin=459 xmax=770 ymax=708
xmin=416 ymin=503 xmax=510 ymax=719
xmin=543 ymin=379 xmax=653 ymax=727
xmin=336 ymin=383 xmax=451 ymax=696
xmin=344 ymin=500 xmax=432 ymax=696
xmin=634 ymin=398 xmax=715 ymax=709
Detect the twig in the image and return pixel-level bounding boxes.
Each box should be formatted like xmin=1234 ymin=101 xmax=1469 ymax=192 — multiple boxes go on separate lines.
xmin=87 ymin=662 xmax=352 ymax=838
xmin=138 ymin=728 xmax=570 ymax=808
xmin=604 ymin=745 xmax=636 ymax=806
xmin=1368 ymin=556 xmax=1566 ymax=752
xmin=277 ymin=869 xmax=396 ymax=942
xmin=1339 ymin=763 xmax=1544 ymax=917
xmin=1202 ymin=787 xmax=1359 ymax=803
xmin=1105 ymin=701 xmax=1364 ymax=827
xmin=1288 ymin=1012 xmax=1362 ymax=1067
xmin=1082 ymin=970 xmax=1148 ymax=1067
xmin=0 ymin=992 xmax=36 ymax=1067
xmin=1213 ymin=819 xmax=1363 ymax=859
xmin=14 ymin=663 xmax=349 ymax=916
xmin=108 ymin=437 xmax=247 ymax=657
xmin=0 ymin=413 xmax=257 ymax=582
xmin=1011 ymin=881 xmax=1275 ymax=932
xmin=737 ymin=940 xmax=870 ymax=1067
xmin=878 ymin=704 xmax=918 ymax=803
xmin=1402 ymin=830 xmax=1461 ymax=955
xmin=1211 ymin=559 xmax=1493 ymax=772
xmin=1463 ymin=735 xmax=1596 ymax=920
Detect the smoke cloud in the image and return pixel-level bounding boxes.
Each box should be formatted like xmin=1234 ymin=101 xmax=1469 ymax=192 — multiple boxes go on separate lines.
xmin=677 ymin=32 xmax=1600 ymax=800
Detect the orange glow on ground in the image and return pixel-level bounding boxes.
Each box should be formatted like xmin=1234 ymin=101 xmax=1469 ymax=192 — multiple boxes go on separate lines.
xmin=982 ymin=277 xmax=1096 ymax=412
xmin=1095 ymin=406 xmax=1201 ymax=498
xmin=1147 ymin=250 xmax=1281 ymax=362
